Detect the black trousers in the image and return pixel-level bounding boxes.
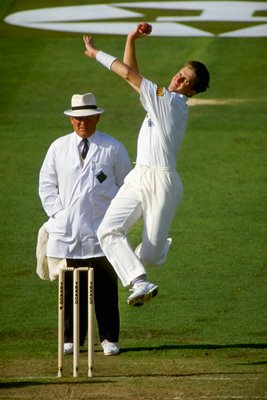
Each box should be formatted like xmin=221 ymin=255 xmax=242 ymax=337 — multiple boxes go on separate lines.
xmin=64 ymin=257 xmax=120 ymax=346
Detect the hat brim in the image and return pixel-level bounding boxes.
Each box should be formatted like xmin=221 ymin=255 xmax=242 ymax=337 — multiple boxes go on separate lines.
xmin=64 ymin=107 xmax=104 ymax=117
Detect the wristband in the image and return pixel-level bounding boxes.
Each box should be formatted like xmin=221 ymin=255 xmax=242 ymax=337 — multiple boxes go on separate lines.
xmin=96 ymin=50 xmax=117 ymax=70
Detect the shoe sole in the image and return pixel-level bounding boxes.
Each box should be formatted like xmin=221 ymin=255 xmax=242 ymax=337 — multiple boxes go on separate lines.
xmin=104 ymin=351 xmax=120 ymax=356
xmin=128 ymin=286 xmax=159 ymax=307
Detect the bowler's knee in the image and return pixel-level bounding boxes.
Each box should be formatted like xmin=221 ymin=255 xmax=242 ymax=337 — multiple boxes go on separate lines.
xmin=97 ymin=220 xmax=124 ymax=248
xmin=97 ymin=221 xmax=109 ymax=247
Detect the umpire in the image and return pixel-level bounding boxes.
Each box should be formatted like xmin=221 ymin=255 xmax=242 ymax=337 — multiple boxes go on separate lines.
xmin=38 ymin=92 xmax=131 ymax=355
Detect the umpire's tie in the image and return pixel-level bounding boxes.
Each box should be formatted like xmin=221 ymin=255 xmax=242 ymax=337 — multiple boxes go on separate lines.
xmin=81 ymin=138 xmax=89 ymax=160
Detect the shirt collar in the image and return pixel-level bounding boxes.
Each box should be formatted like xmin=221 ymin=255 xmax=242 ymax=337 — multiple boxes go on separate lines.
xmin=74 ymin=131 xmax=96 ymax=145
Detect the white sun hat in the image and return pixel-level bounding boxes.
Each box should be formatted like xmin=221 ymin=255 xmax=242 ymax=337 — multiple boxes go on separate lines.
xmin=64 ymin=93 xmax=104 ymax=117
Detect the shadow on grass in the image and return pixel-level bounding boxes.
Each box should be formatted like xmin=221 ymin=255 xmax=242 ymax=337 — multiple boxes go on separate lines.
xmin=0 ymin=379 xmax=110 ymax=389
xmin=120 ymin=342 xmax=267 ymax=353
xmin=1 ymin=343 xmax=265 ymax=390
xmin=1 ymin=367 xmax=265 ymax=390
xmin=238 ymin=361 xmax=267 ymax=365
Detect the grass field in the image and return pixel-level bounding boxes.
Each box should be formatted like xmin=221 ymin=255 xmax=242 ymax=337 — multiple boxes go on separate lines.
xmin=0 ymin=0 xmax=266 ymax=399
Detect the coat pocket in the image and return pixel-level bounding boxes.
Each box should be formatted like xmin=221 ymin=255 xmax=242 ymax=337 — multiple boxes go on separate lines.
xmin=46 ymin=209 xmax=70 ymax=236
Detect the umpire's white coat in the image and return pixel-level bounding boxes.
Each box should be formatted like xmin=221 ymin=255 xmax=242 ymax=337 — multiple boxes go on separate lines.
xmin=39 ymin=130 xmax=131 ymax=259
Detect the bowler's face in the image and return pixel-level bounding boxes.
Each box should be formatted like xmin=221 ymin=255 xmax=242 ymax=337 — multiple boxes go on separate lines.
xmin=168 ymin=67 xmax=196 ymax=96
xmin=70 ymin=115 xmax=100 ymax=138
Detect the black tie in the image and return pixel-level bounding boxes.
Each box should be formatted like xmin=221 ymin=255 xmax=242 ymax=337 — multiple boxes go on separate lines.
xmin=81 ymin=138 xmax=89 ymax=160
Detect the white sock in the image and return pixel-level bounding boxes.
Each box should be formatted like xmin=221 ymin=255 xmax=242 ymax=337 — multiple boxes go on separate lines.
xmin=131 ymin=274 xmax=147 ymax=287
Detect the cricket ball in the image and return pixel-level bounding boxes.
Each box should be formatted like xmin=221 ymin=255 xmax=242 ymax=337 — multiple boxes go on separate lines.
xmin=139 ymin=23 xmax=152 ymax=35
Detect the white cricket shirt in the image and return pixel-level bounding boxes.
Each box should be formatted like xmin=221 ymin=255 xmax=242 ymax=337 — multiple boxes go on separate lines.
xmin=136 ymin=78 xmax=188 ymax=169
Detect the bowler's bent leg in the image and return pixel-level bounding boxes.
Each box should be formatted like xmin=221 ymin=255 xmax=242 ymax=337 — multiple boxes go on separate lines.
xmin=98 ymin=183 xmax=146 ymax=287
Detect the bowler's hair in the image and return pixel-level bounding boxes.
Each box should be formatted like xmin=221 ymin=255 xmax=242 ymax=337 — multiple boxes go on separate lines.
xmin=186 ymin=60 xmax=210 ymax=94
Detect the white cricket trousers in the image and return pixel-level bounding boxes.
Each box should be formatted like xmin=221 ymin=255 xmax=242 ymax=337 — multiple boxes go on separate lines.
xmin=97 ymin=165 xmax=183 ymax=287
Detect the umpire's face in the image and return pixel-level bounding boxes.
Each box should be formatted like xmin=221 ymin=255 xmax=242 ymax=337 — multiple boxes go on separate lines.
xmin=70 ymin=114 xmax=100 ymax=139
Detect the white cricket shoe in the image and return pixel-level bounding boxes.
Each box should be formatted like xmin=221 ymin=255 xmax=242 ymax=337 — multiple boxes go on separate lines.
xmin=127 ymin=282 xmax=159 ymax=307
xmin=101 ymin=340 xmax=119 ymax=356
xmin=64 ymin=343 xmax=73 ymax=354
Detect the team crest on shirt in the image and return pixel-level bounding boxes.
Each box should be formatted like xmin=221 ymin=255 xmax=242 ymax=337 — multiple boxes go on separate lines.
xmin=156 ymin=86 xmax=165 ymax=96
